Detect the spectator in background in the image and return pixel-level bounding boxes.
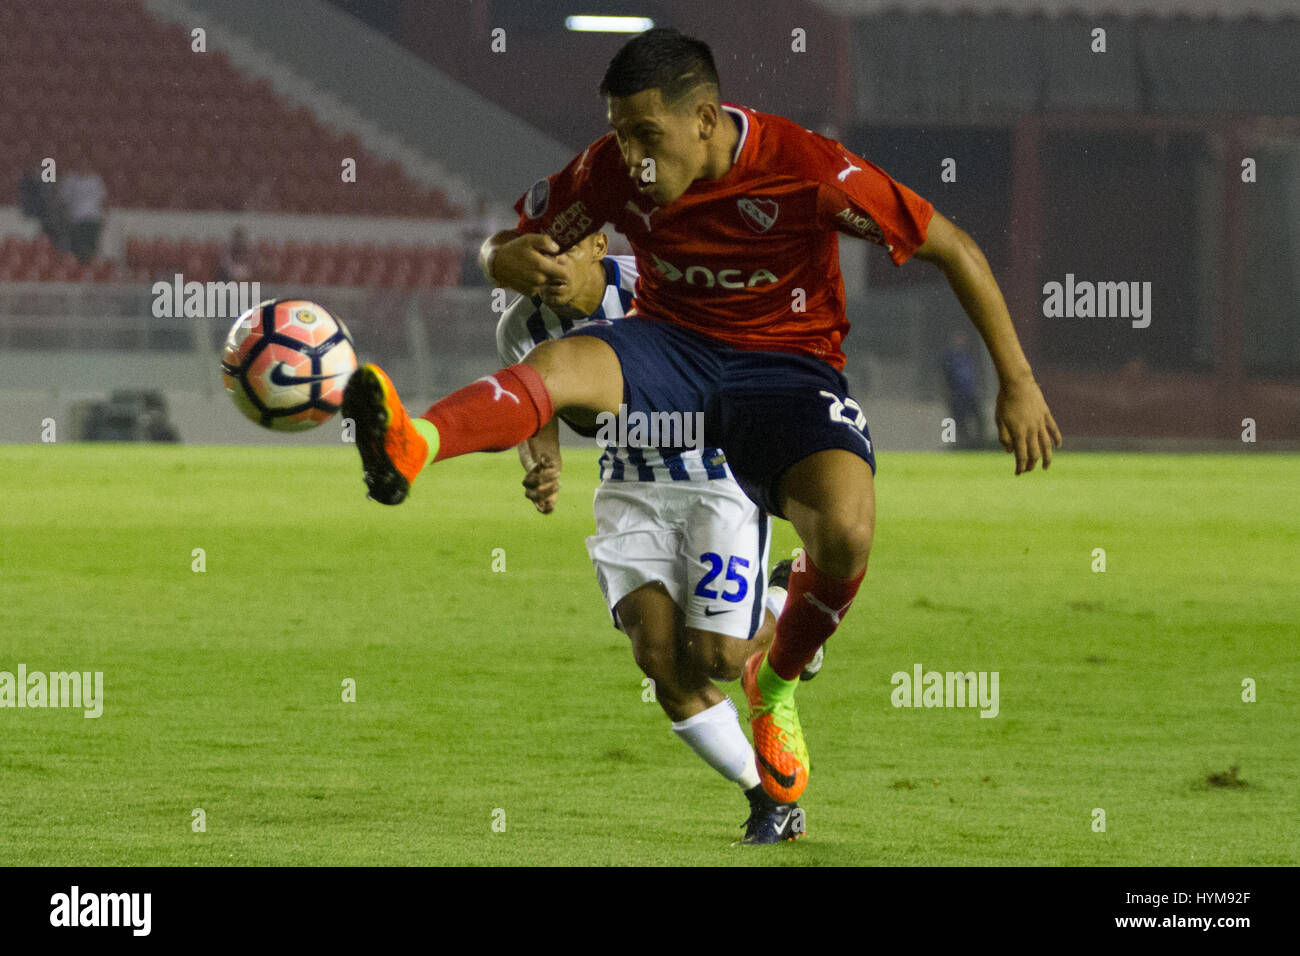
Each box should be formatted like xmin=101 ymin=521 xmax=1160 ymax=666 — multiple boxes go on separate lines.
xmin=217 ymin=226 xmax=256 ymax=282
xmin=59 ymin=150 xmax=107 ymax=265
xmin=942 ymin=329 xmax=985 ymax=449
xmin=243 ymin=175 xmax=280 ymax=212
xmin=18 ymin=156 xmax=69 ymax=252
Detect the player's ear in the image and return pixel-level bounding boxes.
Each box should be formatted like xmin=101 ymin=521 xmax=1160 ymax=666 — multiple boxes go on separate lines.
xmin=696 ymin=98 xmax=716 ymax=139
xmin=594 ymin=232 xmax=608 ymax=258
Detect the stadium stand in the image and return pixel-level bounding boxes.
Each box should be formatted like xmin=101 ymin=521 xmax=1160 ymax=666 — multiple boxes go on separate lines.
xmin=0 ymin=0 xmax=472 ymax=289
xmin=0 ymin=0 xmax=459 ymax=218
xmin=0 ymin=234 xmax=463 ymax=288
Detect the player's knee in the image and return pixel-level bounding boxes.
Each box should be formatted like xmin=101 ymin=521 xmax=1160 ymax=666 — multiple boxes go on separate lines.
xmin=628 ymin=636 xmax=700 ymax=718
xmin=520 ymin=339 xmax=567 ymax=398
xmin=627 ymin=630 xmax=676 ymax=686
xmin=811 ymin=510 xmax=874 ymax=577
xmin=523 ymin=336 xmax=620 ymax=413
xmin=707 ymin=657 xmax=744 ymax=683
xmin=683 ymin=628 xmax=746 ymax=682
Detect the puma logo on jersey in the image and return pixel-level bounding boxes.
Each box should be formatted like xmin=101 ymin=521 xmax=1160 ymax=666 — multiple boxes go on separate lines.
xmin=477 ymin=374 xmax=520 ymax=404
xmin=837 ymin=159 xmax=863 ymax=182
xmin=625 ymin=201 xmax=657 ymax=232
xmin=803 ymin=592 xmax=853 ymax=626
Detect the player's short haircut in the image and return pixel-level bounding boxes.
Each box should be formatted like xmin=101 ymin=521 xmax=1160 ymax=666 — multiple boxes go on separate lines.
xmin=599 ymin=28 xmax=720 ymax=111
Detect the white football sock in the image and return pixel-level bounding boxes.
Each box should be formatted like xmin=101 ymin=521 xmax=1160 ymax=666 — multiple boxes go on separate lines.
xmin=671 ymin=697 xmax=761 ymax=790
xmin=765 ymin=585 xmax=788 ymax=621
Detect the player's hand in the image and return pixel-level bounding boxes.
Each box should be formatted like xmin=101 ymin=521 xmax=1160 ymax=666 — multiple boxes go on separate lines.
xmin=493 ymin=233 xmax=567 ymax=294
xmin=522 ymin=455 xmax=562 ymax=514
xmin=995 ymin=375 xmax=1062 ymax=475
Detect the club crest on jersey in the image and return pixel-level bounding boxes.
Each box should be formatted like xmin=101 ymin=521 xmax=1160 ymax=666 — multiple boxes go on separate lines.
xmin=523 ymin=178 xmax=550 ymax=219
xmin=738 ymin=197 xmax=779 ymax=233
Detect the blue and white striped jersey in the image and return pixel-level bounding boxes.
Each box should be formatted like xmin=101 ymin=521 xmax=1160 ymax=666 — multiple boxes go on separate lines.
xmin=495 ymin=255 xmax=732 ymax=483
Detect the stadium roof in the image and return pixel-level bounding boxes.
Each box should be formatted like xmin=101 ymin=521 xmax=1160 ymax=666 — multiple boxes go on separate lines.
xmin=811 ymin=0 xmax=1300 ymax=18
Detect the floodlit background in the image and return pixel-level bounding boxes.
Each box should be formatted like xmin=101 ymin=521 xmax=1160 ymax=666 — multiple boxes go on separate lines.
xmin=1 ymin=1 xmax=1297 ymax=871
xmin=1 ymin=0 xmax=1297 ymax=447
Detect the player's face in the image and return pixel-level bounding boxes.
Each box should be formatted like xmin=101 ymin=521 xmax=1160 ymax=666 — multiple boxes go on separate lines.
xmin=607 ymin=89 xmax=707 ymax=207
xmin=539 ymin=233 xmax=603 ymax=311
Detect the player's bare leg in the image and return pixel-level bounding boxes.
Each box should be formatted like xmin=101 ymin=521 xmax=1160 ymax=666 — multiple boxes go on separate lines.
xmin=342 ymin=335 xmax=623 ymax=504
xmin=684 ymin=619 xmax=773 ymax=684
xmin=743 ymin=449 xmax=874 ymax=802
xmin=617 ymin=583 xmax=803 ymax=844
xmin=779 ymin=449 xmax=876 ymax=580
xmin=617 ymin=583 xmax=720 ymax=722
xmin=521 ymin=335 xmax=624 ymax=427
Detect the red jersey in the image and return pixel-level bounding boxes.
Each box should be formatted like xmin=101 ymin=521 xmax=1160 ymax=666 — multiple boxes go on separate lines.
xmin=512 ymin=104 xmax=934 ymax=371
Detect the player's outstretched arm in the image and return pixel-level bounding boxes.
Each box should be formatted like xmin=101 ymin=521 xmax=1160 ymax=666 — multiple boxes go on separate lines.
xmin=913 ymin=211 xmax=1063 ymax=475
xmin=518 ymin=417 xmax=562 ymax=514
xmin=479 ymin=230 xmax=568 ymax=295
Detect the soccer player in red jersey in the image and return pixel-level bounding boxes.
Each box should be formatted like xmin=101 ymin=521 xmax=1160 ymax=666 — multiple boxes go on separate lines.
xmin=342 ymin=28 xmax=1061 ymax=805
xmin=499 ymin=232 xmax=813 ymax=843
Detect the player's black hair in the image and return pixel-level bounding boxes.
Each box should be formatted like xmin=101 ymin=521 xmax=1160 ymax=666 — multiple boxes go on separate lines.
xmin=599 ymin=28 xmax=720 ymax=110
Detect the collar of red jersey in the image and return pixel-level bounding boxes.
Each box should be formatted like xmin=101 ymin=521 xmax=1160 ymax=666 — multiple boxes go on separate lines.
xmin=721 ymin=104 xmax=750 ymax=164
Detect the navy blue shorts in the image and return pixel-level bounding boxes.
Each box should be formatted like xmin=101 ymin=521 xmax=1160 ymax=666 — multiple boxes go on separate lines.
xmin=564 ymin=317 xmax=876 ymax=518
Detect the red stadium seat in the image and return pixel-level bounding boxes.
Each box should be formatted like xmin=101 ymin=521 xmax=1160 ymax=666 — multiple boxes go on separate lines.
xmin=0 ymin=0 xmax=464 ymax=218
xmin=334 ymin=259 xmax=363 ymax=287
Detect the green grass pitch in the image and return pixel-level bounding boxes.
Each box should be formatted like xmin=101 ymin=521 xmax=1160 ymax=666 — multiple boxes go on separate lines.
xmin=1 ymin=444 xmax=1296 ymax=866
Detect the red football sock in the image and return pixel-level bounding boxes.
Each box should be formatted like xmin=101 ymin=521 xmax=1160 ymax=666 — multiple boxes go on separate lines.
xmin=767 ymin=551 xmax=866 ymax=681
xmin=419 ymin=364 xmax=554 ymax=461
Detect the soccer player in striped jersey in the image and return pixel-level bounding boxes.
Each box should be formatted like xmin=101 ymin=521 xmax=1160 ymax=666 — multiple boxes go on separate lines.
xmin=496 ymin=229 xmax=810 ymax=844
xmin=343 ymin=28 xmax=1060 ymax=811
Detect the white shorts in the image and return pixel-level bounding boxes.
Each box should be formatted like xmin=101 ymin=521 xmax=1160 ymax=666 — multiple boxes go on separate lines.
xmin=585 ymin=478 xmax=772 ymax=640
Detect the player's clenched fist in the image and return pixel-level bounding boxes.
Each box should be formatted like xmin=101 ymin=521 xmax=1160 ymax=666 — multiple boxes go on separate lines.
xmin=483 ymin=231 xmax=567 ymax=295
xmin=522 ymin=455 xmax=562 ymax=514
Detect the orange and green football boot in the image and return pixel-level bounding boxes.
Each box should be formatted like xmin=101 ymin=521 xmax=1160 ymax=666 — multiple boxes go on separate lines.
xmin=743 ymin=650 xmax=810 ymax=803
xmin=341 ymin=364 xmax=438 ymax=505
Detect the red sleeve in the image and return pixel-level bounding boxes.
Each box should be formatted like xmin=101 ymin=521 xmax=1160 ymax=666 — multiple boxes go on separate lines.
xmin=512 ymin=135 xmax=622 ymax=250
xmin=813 ymin=150 xmax=934 ymax=266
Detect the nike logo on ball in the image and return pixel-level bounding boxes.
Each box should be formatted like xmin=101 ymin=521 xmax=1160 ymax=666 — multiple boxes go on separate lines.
xmin=269 ymin=364 xmax=343 ymax=386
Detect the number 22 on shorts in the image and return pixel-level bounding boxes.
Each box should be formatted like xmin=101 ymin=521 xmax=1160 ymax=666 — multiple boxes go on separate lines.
xmin=820 ymin=390 xmax=872 ymax=450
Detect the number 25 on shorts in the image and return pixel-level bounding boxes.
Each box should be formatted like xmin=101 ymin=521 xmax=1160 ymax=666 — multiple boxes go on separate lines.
xmin=695 ymin=552 xmax=750 ymax=603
